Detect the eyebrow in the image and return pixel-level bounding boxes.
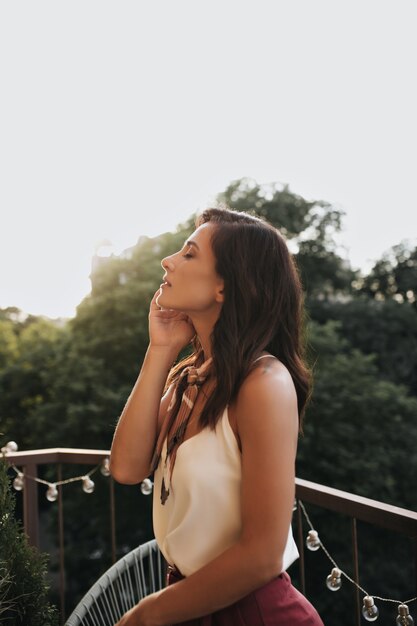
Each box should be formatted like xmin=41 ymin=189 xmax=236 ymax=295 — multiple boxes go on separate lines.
xmin=185 ymin=240 xmax=200 ymax=250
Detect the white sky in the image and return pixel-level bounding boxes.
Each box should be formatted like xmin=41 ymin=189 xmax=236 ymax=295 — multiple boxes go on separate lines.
xmin=1 ymin=0 xmax=416 ymax=319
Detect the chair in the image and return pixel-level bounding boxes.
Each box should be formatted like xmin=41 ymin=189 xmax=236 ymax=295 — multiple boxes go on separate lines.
xmin=66 ymin=538 xmax=166 ymax=626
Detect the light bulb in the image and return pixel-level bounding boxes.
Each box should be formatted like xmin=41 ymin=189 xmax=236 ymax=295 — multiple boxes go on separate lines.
xmin=396 ymin=604 xmax=414 ymax=626
xmin=46 ymin=484 xmax=58 ymax=502
xmin=82 ymin=476 xmax=95 ymax=494
xmin=326 ymin=567 xmax=342 ymax=591
xmin=13 ymin=472 xmax=24 ymax=491
xmin=100 ymin=458 xmax=110 ymax=476
xmin=306 ymin=530 xmax=321 ymax=551
xmin=140 ymin=478 xmax=153 ymax=495
xmin=1 ymin=441 xmax=18 ymax=454
xmin=362 ymin=596 xmax=379 ymax=622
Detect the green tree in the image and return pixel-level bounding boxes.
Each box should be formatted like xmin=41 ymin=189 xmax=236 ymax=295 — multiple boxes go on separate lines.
xmin=300 ymin=320 xmax=417 ymax=508
xmin=217 ymin=177 xmax=357 ymax=297
xmin=217 ymin=177 xmax=338 ymax=239
xmin=0 ymin=315 xmax=66 ymax=449
xmin=71 ymin=222 xmax=194 ymax=388
xmin=0 ymin=319 xmax=18 ymax=370
xmin=360 ymin=242 xmax=417 ymax=306
xmin=307 ymin=298 xmax=417 ymax=396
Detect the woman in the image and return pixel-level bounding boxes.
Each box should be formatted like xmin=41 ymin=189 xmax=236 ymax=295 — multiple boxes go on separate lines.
xmin=110 ymin=207 xmax=323 ymax=625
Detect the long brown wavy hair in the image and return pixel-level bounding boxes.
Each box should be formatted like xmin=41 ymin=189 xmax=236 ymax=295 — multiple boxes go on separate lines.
xmin=165 ymin=206 xmax=311 ymax=432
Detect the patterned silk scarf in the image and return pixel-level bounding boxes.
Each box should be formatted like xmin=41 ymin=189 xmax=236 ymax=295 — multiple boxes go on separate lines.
xmin=150 ymin=356 xmax=213 ymax=504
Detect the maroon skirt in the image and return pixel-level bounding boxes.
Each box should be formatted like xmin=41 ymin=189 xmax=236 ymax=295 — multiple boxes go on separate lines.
xmin=166 ymin=565 xmax=324 ymax=626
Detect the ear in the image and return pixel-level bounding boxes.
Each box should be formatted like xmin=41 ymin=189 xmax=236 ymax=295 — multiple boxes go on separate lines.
xmin=215 ymin=278 xmax=225 ymax=303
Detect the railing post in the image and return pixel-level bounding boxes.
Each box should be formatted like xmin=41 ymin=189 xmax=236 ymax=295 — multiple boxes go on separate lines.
xmin=57 ymin=464 xmax=66 ymax=624
xmin=296 ymin=500 xmax=306 ymax=596
xmin=110 ymin=476 xmax=117 ymax=564
xmin=351 ymin=518 xmax=361 ymax=626
xmin=415 ymin=536 xmax=417 ymax=600
xmin=22 ymin=462 xmax=39 ymax=547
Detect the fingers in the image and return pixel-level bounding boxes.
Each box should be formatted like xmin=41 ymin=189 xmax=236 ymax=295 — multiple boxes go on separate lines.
xmin=156 ymin=310 xmax=189 ymax=322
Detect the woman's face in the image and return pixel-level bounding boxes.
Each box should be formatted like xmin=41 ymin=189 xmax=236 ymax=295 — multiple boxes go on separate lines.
xmin=157 ymin=222 xmax=224 ymax=314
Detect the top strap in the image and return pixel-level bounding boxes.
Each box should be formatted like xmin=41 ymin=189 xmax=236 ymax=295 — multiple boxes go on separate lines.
xmin=252 ymin=354 xmax=275 ymax=364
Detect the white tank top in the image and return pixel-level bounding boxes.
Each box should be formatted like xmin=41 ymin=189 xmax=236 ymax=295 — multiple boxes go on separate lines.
xmin=152 ymin=355 xmax=299 ymax=577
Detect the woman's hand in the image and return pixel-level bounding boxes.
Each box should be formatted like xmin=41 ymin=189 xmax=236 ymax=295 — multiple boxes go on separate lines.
xmin=149 ymin=289 xmax=195 ymax=352
xmin=114 ymin=592 xmax=163 ymax=626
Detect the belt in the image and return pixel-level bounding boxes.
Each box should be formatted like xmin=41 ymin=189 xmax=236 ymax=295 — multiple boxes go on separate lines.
xmin=166 ymin=563 xmax=186 ymax=591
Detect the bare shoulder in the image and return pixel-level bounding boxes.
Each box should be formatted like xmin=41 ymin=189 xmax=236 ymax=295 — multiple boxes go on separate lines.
xmin=239 ymin=356 xmax=297 ymax=408
xmin=234 ymin=357 xmax=299 ymax=443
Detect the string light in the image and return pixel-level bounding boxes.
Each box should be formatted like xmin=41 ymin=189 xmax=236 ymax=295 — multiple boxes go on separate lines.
xmin=3 ymin=442 xmax=153 ymax=504
xmin=362 ymin=596 xmax=379 ymax=622
xmin=1 ymin=440 xmax=106 ymax=502
xmin=82 ymin=476 xmax=95 ymax=494
xmin=298 ymin=500 xmax=416 ymax=624
xmin=8 ymin=463 xmax=102 ymax=501
xmin=100 ymin=458 xmax=110 ymax=476
xmin=46 ymin=483 xmax=58 ymax=502
xmin=397 ymin=604 xmax=414 ymax=626
xmin=4 ymin=441 xmax=154 ymax=505
xmin=140 ymin=478 xmax=153 ymax=495
xmin=1 ymin=441 xmax=18 ymax=454
xmin=326 ymin=567 xmax=342 ymax=591
xmin=306 ymin=529 xmax=321 ymax=551
xmin=12 ymin=471 xmax=24 ymax=491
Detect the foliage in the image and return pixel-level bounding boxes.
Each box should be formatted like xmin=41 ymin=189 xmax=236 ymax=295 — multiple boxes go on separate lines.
xmin=360 ymin=241 xmax=417 ymax=306
xmin=217 ymin=177 xmax=357 ymax=297
xmin=0 ymin=320 xmax=19 ymax=370
xmin=300 ymin=320 xmax=417 ymax=508
xmin=307 ymin=298 xmax=417 ymax=396
xmin=71 ymin=222 xmax=194 ymax=388
xmin=0 ymin=457 xmax=58 ymax=626
xmin=0 ymin=315 xmax=67 ymax=449
xmin=217 ymin=177 xmax=341 ymax=241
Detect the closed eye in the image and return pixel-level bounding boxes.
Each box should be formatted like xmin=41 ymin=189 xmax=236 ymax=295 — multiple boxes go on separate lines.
xmin=182 ymin=245 xmax=194 ymax=259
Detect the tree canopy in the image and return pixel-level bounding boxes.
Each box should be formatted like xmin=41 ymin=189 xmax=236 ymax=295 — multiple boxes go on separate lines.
xmin=218 ymin=177 xmax=357 ymax=297
xmin=360 ymin=241 xmax=417 ymax=306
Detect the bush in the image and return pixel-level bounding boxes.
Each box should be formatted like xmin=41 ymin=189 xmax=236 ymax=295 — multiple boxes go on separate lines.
xmin=0 ymin=457 xmax=58 ymax=626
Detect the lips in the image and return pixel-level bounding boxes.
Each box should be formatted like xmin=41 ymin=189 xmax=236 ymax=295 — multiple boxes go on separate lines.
xmin=162 ymin=276 xmax=172 ymax=286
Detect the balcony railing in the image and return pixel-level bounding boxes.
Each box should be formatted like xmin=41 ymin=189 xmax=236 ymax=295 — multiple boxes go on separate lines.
xmin=5 ymin=448 xmax=417 ymax=626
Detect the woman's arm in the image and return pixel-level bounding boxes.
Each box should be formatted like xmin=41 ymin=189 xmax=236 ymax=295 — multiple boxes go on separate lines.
xmin=123 ymin=360 xmax=299 ymax=625
xmin=109 ymin=346 xmax=177 ymax=484
xmin=110 ymin=291 xmax=195 ymax=484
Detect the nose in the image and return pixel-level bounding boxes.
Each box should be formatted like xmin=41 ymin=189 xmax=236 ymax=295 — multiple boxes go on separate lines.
xmin=161 ymin=255 xmax=175 ymax=272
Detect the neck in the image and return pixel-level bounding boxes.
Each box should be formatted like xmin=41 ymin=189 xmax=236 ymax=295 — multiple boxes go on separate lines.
xmin=198 ymin=332 xmax=213 ymax=362
xmin=188 ymin=317 xmax=216 ymax=362
xmin=190 ymin=324 xmax=213 ymax=361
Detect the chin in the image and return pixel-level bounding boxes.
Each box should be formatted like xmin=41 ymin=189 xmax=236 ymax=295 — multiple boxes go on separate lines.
xmin=156 ymin=291 xmax=169 ymax=308
xmin=157 ymin=292 xmax=178 ymax=309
